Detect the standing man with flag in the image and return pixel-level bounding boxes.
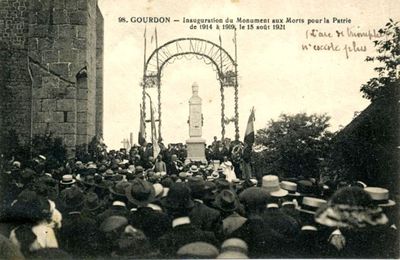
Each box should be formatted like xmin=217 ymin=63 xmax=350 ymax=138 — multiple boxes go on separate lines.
xmin=242 ymin=107 xmax=255 ymax=180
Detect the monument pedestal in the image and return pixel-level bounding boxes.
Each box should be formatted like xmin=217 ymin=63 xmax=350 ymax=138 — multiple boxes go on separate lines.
xmin=185 ymin=137 xmax=206 ymax=164
xmin=185 ymin=82 xmax=207 ymax=164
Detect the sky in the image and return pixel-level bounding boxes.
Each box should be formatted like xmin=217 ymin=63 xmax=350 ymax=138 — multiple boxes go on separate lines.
xmin=97 ymin=0 xmax=400 ymax=149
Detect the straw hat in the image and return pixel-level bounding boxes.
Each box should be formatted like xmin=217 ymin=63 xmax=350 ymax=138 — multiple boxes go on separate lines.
xmin=177 ymin=242 xmax=219 ymax=259
xmin=262 ymin=175 xmax=288 ymax=197
xmin=221 ymin=238 xmax=248 ymax=255
xmin=298 ymin=197 xmax=327 ymax=215
xmin=364 ymin=187 xmax=396 ymax=207
xmin=60 ymin=174 xmax=76 ymax=185
xmin=189 ymin=165 xmax=199 ymax=173
xmin=280 ymin=181 xmax=300 ymax=196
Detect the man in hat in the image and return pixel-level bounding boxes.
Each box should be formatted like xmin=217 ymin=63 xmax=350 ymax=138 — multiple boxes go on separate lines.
xmin=187 ymin=177 xmax=223 ymax=237
xmin=261 ymin=194 xmax=300 ymax=257
xmin=159 ymin=183 xmax=218 ymax=257
xmin=58 ymin=188 xmax=99 ymax=258
xmin=81 ymin=192 xmax=104 ymax=219
xmin=125 ymin=179 xmax=171 ymax=247
xmin=230 ymin=187 xmax=286 ymax=258
xmin=214 ymin=189 xmax=247 ymax=237
xmin=294 ymin=196 xmax=333 ymax=258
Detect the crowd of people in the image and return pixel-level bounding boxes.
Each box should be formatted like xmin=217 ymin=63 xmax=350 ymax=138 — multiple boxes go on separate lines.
xmin=0 ymin=139 xmax=399 ymax=259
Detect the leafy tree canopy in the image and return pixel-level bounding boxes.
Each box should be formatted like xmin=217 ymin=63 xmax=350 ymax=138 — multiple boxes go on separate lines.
xmin=255 ymin=113 xmax=333 ymax=179
xmin=361 ymin=19 xmax=400 ymax=100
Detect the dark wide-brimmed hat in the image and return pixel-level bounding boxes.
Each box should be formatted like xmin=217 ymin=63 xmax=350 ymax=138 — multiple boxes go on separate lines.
xmin=63 ymin=186 xmax=84 ymax=210
xmin=83 ymin=192 xmax=102 ymax=211
xmin=315 ymin=186 xmax=388 ymax=229
xmin=125 ymin=179 xmax=155 ymax=206
xmin=215 ymin=179 xmax=230 ymax=191
xmin=187 ymin=176 xmax=206 ymax=195
xmin=161 ymin=182 xmax=194 ymax=210
xmin=214 ymin=189 xmax=240 ymax=212
xmin=239 ymin=187 xmax=269 ymax=208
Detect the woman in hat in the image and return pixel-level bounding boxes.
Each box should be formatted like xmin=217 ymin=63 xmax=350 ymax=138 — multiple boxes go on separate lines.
xmin=8 ymin=190 xmax=59 ymax=256
xmin=315 ymin=186 xmax=397 ymax=258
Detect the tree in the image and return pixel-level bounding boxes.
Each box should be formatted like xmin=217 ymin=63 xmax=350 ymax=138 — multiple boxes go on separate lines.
xmin=255 ymin=113 xmax=333 ymax=179
xmin=30 ymin=132 xmax=67 ymax=169
xmin=361 ymin=19 xmax=400 ymax=100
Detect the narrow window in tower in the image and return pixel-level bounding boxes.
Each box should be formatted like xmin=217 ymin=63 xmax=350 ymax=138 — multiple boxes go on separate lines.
xmin=63 ymin=111 xmax=68 ymax=122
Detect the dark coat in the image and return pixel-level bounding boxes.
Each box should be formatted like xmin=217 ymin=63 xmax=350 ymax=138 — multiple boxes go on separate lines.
xmin=229 ymin=210 xmax=300 ymax=258
xmin=189 ymin=201 xmax=222 ymax=236
xmin=158 ymin=223 xmax=218 ymax=258
xmin=128 ymin=207 xmax=171 ymax=246
xmin=166 ymin=161 xmax=180 ymax=176
xmin=230 ymin=216 xmax=281 ymax=258
xmin=262 ymin=207 xmax=300 ymax=239
xmin=337 ymin=226 xmax=399 ymax=258
xmin=58 ymin=212 xmax=99 ymax=257
xmin=295 ymin=226 xmax=336 ymax=258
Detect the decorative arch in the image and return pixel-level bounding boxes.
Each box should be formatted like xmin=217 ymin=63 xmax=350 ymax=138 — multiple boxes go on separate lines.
xmin=142 ymin=37 xmax=240 ymax=142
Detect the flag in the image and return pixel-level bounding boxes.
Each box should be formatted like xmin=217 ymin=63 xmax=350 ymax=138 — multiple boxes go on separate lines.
xmin=244 ymin=107 xmax=255 ymax=146
xmin=150 ymin=104 xmax=160 ymax=158
xmin=138 ymin=104 xmax=146 ymax=146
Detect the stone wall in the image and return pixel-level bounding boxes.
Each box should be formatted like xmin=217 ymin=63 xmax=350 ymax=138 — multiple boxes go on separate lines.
xmin=0 ymin=0 xmax=104 ymax=156
xmin=0 ymin=0 xmax=31 ymax=145
xmin=96 ymin=6 xmax=104 ymax=138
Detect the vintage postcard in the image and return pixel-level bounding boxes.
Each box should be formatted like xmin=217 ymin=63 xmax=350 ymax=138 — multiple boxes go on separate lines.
xmin=0 ymin=0 xmax=399 ymax=259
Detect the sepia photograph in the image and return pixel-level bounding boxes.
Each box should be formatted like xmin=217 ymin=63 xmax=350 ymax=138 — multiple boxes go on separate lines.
xmin=0 ymin=0 xmax=399 ymax=259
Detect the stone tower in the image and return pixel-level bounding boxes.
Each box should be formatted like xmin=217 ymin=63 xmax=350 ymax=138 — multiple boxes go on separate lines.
xmin=0 ymin=0 xmax=104 ymax=157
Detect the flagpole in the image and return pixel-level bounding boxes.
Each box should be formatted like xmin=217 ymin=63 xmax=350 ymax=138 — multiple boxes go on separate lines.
xmin=142 ymin=26 xmax=147 ymax=137
xmin=155 ymin=27 xmax=162 ymax=143
xmin=234 ymin=27 xmax=240 ymax=141
xmin=219 ymin=31 xmax=225 ymax=141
